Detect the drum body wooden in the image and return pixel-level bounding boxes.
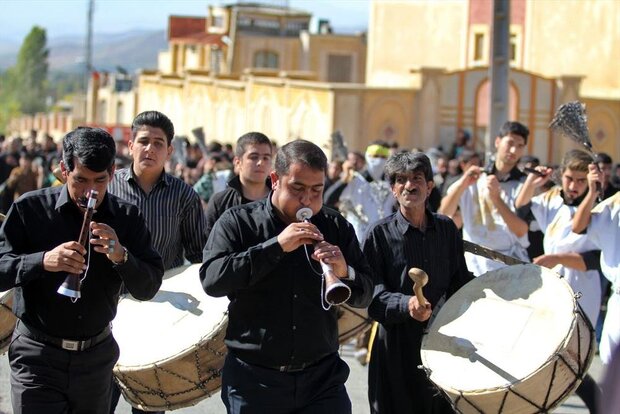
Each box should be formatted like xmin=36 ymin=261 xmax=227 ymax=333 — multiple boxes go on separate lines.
xmin=337 ymin=304 xmax=371 ymax=344
xmin=0 ymin=290 xmax=16 ymax=354
xmin=113 ymin=264 xmax=229 ymax=411
xmin=421 ymin=264 xmax=595 ymax=414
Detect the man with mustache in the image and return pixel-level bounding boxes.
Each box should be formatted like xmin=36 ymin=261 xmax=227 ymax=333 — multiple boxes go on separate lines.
xmin=0 ymin=127 xmax=163 ymax=414
xmin=363 ymin=152 xmax=473 ymax=413
xmin=201 ymin=140 xmax=373 ymax=413
xmin=439 ymin=121 xmax=530 ymax=275
xmin=107 ymin=111 xmax=207 ymax=414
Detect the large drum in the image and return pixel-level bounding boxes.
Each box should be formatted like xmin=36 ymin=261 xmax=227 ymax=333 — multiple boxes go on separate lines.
xmin=0 ymin=290 xmax=16 ymax=354
xmin=113 ymin=264 xmax=229 ymax=411
xmin=113 ymin=264 xmax=370 ymax=411
xmin=337 ymin=304 xmax=371 ymax=344
xmin=421 ymin=264 xmax=595 ymax=414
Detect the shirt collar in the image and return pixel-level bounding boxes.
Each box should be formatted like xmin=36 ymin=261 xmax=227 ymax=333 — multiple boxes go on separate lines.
xmin=126 ymin=164 xmax=170 ymax=187
xmin=487 ymin=164 xmax=524 ymax=182
xmin=395 ymin=208 xmax=436 ymax=235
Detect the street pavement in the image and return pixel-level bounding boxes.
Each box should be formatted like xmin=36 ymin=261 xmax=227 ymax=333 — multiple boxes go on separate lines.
xmin=0 ymin=342 xmax=605 ymax=413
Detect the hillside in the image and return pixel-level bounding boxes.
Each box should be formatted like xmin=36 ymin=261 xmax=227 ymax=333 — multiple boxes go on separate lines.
xmin=0 ymin=30 xmax=167 ymax=73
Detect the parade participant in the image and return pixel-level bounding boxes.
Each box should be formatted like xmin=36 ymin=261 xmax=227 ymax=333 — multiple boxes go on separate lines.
xmin=594 ymin=153 xmax=618 ymax=200
xmin=326 ymin=143 xmax=394 ymax=243
xmin=108 ymin=111 xmax=207 ymax=413
xmin=200 ymin=139 xmax=373 ymax=414
xmin=363 ymin=152 xmax=473 ymax=414
xmin=515 ymin=150 xmax=601 ymax=325
xmin=515 ymin=149 xmax=602 ymax=413
xmin=573 ymin=165 xmax=620 ymax=366
xmin=0 ymin=127 xmax=164 ymax=414
xmin=204 ymin=131 xmax=272 ymax=240
xmin=439 ymin=121 xmax=530 ymax=275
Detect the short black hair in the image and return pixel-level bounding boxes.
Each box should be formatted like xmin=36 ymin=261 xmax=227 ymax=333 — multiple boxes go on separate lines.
xmin=274 ymin=139 xmax=327 ymax=176
xmin=131 ymin=111 xmax=175 ymax=145
xmin=595 ymin=152 xmax=612 ymax=165
xmin=62 ymin=127 xmax=116 ymax=173
xmin=235 ymin=132 xmax=272 ymax=158
xmin=385 ymin=152 xmax=433 ymax=186
xmin=498 ymin=121 xmax=529 ymax=144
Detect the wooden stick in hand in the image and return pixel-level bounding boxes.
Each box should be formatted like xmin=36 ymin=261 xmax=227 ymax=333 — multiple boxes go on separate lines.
xmin=408 ymin=267 xmax=428 ymax=307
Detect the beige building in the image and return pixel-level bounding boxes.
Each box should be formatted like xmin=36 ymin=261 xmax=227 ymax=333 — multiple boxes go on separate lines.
xmin=366 ymin=0 xmax=620 ymax=161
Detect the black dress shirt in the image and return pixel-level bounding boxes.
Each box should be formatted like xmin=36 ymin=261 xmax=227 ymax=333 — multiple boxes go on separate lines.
xmin=109 ymin=166 xmax=206 ymax=269
xmin=204 ymin=175 xmax=270 ymax=241
xmin=0 ymin=185 xmax=164 ymax=339
xmin=363 ymin=210 xmax=473 ymax=414
xmin=200 ymin=195 xmax=373 ymax=368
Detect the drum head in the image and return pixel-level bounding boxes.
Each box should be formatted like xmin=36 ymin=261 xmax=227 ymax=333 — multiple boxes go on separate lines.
xmin=421 ymin=264 xmax=576 ymax=394
xmin=114 ymin=264 xmax=229 ymax=368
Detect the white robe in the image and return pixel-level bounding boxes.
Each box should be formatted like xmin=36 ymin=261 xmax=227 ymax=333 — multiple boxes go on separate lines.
xmin=586 ymin=192 xmax=620 ymax=364
xmin=530 ymin=187 xmax=601 ymax=328
xmin=450 ymin=172 xmax=530 ymax=276
xmin=339 ymin=172 xmax=394 ymax=243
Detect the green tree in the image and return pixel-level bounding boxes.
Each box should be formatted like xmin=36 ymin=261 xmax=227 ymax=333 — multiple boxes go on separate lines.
xmin=14 ymin=26 xmax=49 ymax=115
xmin=0 ymin=70 xmax=21 ymax=132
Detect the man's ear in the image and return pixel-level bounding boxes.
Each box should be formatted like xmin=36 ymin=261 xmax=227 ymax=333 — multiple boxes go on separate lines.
xmin=270 ymin=171 xmax=279 ymax=190
xmin=59 ymin=160 xmax=69 ymax=181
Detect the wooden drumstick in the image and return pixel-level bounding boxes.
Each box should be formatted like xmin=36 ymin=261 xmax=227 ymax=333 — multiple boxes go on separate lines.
xmin=408 ymin=267 xmax=428 ymax=307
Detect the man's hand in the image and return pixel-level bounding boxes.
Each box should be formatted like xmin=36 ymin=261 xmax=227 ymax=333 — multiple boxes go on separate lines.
xmin=408 ymin=296 xmax=432 ymax=322
xmin=277 ymin=222 xmax=324 ymax=253
xmin=312 ymin=240 xmax=347 ymax=278
xmin=90 ymin=222 xmax=125 ymax=264
xmin=43 ymin=241 xmax=87 ymax=274
xmin=461 ymin=165 xmax=481 ymax=188
xmin=587 ymin=163 xmax=602 ymax=195
xmin=533 ymin=254 xmax=561 ymax=269
xmin=487 ymin=175 xmax=506 ymax=204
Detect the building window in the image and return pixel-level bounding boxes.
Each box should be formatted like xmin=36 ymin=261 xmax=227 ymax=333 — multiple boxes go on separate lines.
xmin=212 ymin=15 xmax=223 ymax=28
xmin=474 ymin=33 xmax=485 ymax=62
xmin=327 ymin=54 xmax=353 ymax=83
xmin=254 ymin=50 xmax=279 ymax=69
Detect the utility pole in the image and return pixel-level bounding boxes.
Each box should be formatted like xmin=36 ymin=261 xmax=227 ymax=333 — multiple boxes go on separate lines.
xmin=85 ymin=0 xmax=94 ymax=90
xmin=486 ymin=0 xmax=510 ymax=162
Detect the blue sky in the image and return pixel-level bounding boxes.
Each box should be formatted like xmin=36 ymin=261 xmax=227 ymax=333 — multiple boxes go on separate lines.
xmin=0 ymin=0 xmax=370 ymax=42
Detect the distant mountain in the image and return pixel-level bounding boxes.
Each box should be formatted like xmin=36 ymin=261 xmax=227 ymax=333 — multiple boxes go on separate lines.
xmin=0 ymin=30 xmax=167 ymax=73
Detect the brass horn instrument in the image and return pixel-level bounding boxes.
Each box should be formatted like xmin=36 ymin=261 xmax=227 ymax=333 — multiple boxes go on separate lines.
xmin=296 ymin=208 xmax=351 ymax=306
xmin=57 ymin=190 xmax=98 ymax=300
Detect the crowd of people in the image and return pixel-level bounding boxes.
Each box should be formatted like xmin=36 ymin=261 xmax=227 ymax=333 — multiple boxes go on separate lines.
xmin=0 ymin=113 xmax=619 ymax=414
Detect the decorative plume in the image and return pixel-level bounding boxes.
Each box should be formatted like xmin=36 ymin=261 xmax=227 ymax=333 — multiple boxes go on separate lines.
xmin=549 ymin=101 xmax=593 ymax=152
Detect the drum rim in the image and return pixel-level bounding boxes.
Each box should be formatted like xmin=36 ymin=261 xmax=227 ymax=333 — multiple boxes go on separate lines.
xmin=420 ymin=264 xmax=581 ymax=392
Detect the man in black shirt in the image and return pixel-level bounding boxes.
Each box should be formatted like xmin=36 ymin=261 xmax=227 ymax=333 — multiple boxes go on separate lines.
xmin=204 ymin=131 xmax=272 ymax=240
xmin=200 ymin=139 xmax=373 ymax=414
xmin=0 ymin=127 xmax=164 ymax=414
xmin=363 ymin=152 xmax=473 ymax=414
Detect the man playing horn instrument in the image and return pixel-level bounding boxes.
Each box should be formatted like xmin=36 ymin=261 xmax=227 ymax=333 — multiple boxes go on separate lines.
xmin=201 ymin=139 xmax=372 ymax=414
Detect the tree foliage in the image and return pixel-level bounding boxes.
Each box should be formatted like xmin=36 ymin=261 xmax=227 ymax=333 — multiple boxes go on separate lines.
xmin=14 ymin=26 xmax=49 ymax=115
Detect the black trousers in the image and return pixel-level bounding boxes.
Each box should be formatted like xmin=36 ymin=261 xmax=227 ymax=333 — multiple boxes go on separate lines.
xmin=221 ymin=352 xmax=352 ymax=414
xmin=109 ymin=381 xmax=164 ymax=414
xmin=9 ymin=330 xmax=119 ymax=414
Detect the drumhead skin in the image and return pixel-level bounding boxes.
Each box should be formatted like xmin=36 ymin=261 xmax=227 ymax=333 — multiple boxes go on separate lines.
xmin=113 ymin=264 xmax=229 ymax=410
xmin=421 ymin=264 xmax=594 ymax=414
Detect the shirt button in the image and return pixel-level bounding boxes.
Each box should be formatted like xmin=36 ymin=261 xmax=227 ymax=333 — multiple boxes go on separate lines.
xmin=293 ymin=294 xmax=298 ymax=299
xmin=292 ymin=325 xmax=297 ymax=330
xmin=291 ymin=356 xmax=296 ymax=360
xmin=77 ymin=315 xmax=82 ymax=320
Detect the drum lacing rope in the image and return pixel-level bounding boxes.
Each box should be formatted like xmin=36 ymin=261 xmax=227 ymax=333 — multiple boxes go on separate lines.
xmin=119 ymin=327 xmax=228 ymax=410
xmin=336 ymin=306 xmax=372 ymax=340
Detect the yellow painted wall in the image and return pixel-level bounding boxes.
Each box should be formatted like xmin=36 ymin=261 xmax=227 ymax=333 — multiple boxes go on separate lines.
xmin=367 ymin=0 xmax=468 ymax=86
xmin=308 ymin=35 xmax=367 ymax=83
xmin=524 ymin=0 xmax=620 ymax=99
